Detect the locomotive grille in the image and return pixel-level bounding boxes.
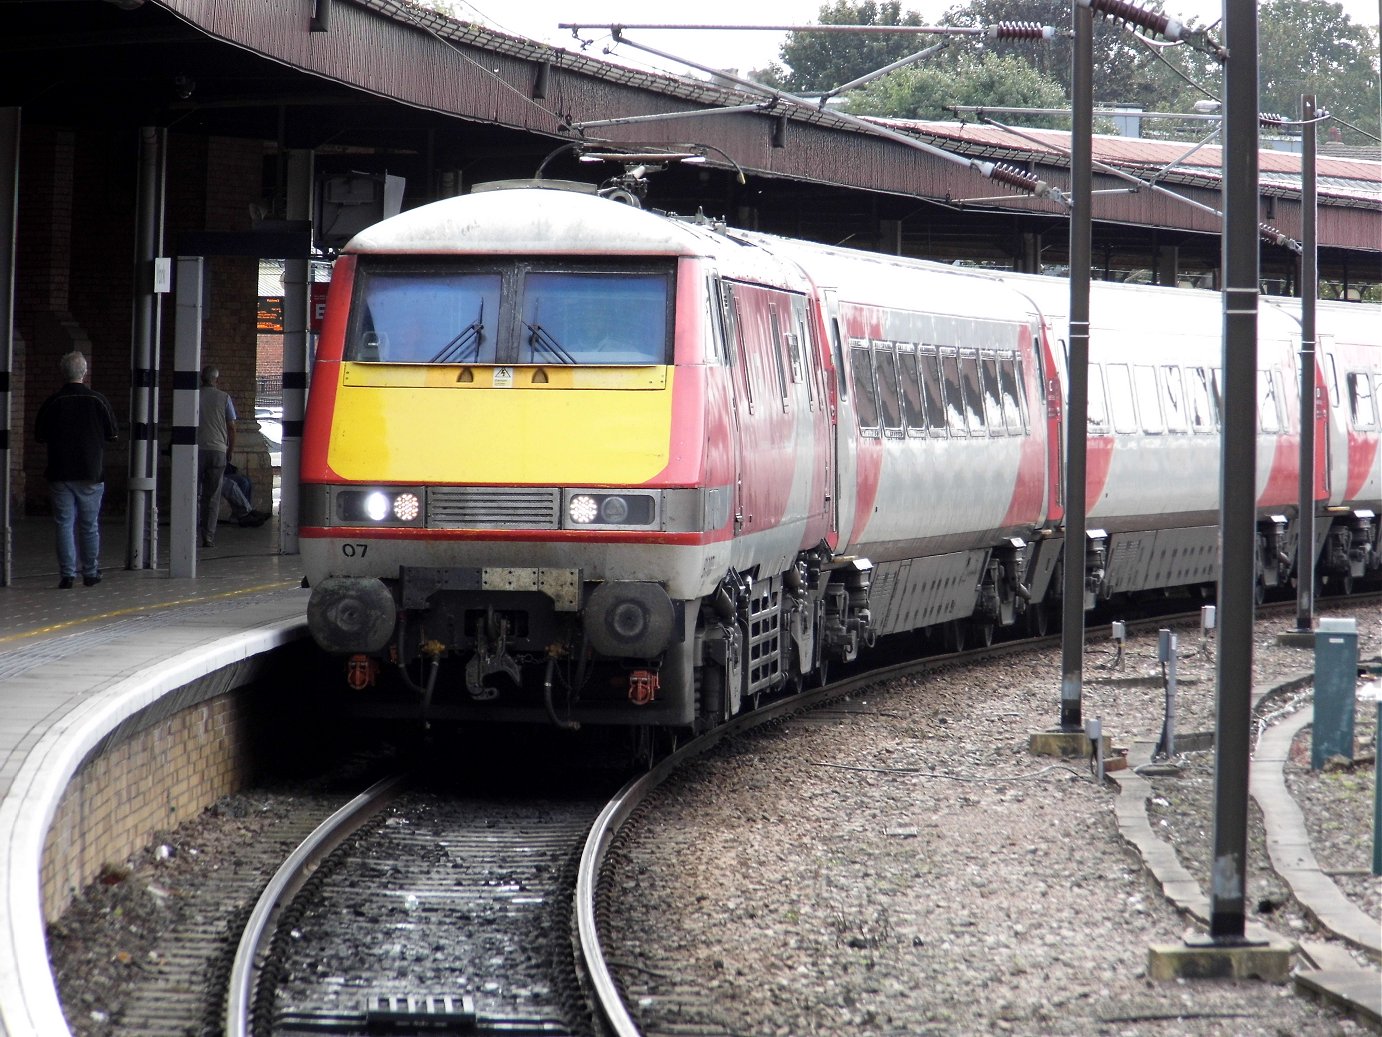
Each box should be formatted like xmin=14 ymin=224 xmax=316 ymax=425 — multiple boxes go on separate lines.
xmin=427 ymin=487 xmax=561 ymax=529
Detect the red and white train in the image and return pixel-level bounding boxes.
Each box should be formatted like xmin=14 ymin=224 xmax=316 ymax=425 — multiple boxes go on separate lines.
xmin=299 ymin=184 xmax=1381 ymax=728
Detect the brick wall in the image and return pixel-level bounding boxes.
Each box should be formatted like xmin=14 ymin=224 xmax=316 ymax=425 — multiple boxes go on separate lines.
xmin=41 ymin=692 xmax=257 ymax=921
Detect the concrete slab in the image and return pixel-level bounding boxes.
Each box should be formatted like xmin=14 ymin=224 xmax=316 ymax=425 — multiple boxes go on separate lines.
xmin=1294 ymin=968 xmax=1382 ymax=1029
xmin=1148 ymin=938 xmax=1295 ymax=983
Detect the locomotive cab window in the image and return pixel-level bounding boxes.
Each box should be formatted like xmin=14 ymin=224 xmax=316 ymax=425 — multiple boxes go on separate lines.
xmin=349 ymin=268 xmax=503 ymax=363
xmin=521 ymin=270 xmax=670 ymax=365
xmin=347 ymin=260 xmax=673 ymax=366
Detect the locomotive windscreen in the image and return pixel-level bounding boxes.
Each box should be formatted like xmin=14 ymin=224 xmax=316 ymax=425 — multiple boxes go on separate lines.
xmin=346 ymin=259 xmax=673 ymax=366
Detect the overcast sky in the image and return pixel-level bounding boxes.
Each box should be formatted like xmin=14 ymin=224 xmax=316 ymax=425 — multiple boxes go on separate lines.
xmin=448 ymin=1 xmax=1382 ymax=77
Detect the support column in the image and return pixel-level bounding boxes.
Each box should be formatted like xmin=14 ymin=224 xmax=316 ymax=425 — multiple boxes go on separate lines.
xmin=1060 ymin=0 xmax=1094 ymax=733
xmin=1294 ymin=94 xmax=1318 ymax=634
xmin=171 ymin=257 xmax=203 ymax=578
xmin=879 ymin=218 xmax=902 ymax=256
xmin=126 ymin=126 xmax=165 ymax=570
xmin=279 ymin=148 xmax=313 ymax=554
xmin=0 ymin=108 xmax=17 ymax=587
xmin=1210 ymin=0 xmax=1260 ymax=943
xmin=1155 ymin=246 xmax=1179 ymax=287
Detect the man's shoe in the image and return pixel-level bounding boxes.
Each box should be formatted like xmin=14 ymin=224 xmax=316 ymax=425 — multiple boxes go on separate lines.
xmin=201 ymin=537 xmax=214 ymax=548
xmin=83 ymin=573 xmax=101 ymax=587
xmin=246 ymin=510 xmax=269 ymax=527
xmin=57 ymin=577 xmax=74 ymax=590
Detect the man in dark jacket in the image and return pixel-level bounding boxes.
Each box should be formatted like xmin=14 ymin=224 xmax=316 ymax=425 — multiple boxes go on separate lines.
xmin=34 ymin=351 xmax=120 ymax=588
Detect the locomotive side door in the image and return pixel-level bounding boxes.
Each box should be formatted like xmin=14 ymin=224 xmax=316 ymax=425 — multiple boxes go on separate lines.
xmin=820 ymin=289 xmax=857 ymax=547
xmin=716 ymin=279 xmax=746 ymax=538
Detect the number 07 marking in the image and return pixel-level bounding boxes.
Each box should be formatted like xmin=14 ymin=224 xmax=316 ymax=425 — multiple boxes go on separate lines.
xmin=342 ymin=543 xmax=368 ymax=557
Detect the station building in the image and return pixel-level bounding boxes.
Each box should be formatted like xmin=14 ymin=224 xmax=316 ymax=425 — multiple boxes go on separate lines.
xmin=2 ymin=0 xmax=1379 ymax=576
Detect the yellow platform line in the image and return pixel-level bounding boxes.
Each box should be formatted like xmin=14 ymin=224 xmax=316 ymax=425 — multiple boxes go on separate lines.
xmin=0 ymin=580 xmax=303 ymax=647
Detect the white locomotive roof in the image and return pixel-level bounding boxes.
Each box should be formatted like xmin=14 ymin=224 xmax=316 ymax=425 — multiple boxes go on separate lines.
xmin=347 ymin=186 xmax=734 ymax=259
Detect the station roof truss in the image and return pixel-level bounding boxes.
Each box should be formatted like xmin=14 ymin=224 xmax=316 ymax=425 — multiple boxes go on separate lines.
xmin=3 ymin=0 xmax=1378 ymax=271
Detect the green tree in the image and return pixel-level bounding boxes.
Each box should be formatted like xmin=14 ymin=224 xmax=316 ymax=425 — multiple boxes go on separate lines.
xmin=847 ymin=51 xmax=1069 ymax=125
xmin=1257 ymin=0 xmax=1380 ymax=142
xmin=938 ymin=0 xmax=1209 ymax=113
xmin=768 ymin=1 xmax=925 ymax=93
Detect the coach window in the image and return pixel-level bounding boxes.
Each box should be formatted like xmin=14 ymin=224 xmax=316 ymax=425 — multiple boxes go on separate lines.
xmin=875 ymin=342 xmax=904 ymax=436
xmin=1086 ymin=364 xmax=1110 ymax=433
xmin=350 ymin=268 xmax=503 ymax=363
xmin=1106 ymin=363 xmax=1138 ymax=434
xmin=851 ymin=340 xmax=881 ymax=434
xmin=1160 ymin=365 xmax=1188 ymax=433
xmin=980 ymin=354 xmax=1006 ymax=434
xmin=958 ymin=350 xmax=987 ymax=434
xmin=997 ymin=354 xmax=1025 ymax=435
xmin=920 ymin=347 xmax=948 ymax=434
xmin=1258 ymin=370 xmax=1282 ymax=433
xmin=1347 ymin=371 xmax=1379 ymax=430
xmin=940 ymin=349 xmax=966 ymax=434
xmin=1134 ymin=365 xmax=1163 ymax=433
xmin=1186 ymin=367 xmax=1217 ymax=432
xmin=897 ymin=345 xmax=927 ymax=435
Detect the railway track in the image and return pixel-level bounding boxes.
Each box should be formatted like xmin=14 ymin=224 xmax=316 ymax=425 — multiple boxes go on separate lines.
xmin=62 ymin=591 xmax=1380 ymax=1036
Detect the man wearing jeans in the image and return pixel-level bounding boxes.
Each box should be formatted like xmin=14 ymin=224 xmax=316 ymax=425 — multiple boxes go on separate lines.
xmin=197 ymin=364 xmax=236 ymax=548
xmin=34 ymin=351 xmax=119 ymax=588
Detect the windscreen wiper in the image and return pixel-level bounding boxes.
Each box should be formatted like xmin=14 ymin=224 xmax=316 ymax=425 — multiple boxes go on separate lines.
xmin=430 ymin=300 xmax=486 ymax=363
xmin=521 ymin=319 xmax=578 ymax=365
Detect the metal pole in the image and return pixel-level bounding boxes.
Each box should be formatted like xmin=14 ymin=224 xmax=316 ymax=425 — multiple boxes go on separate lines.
xmin=171 ymin=257 xmax=203 ymax=579
xmin=0 ymin=108 xmax=18 ymax=588
xmin=1209 ymin=0 xmax=1259 ymax=944
xmin=127 ymin=126 xmax=164 ymax=570
xmin=1060 ymin=0 xmax=1093 ymax=731
xmin=1295 ymin=95 xmax=1317 ymax=632
xmin=279 ymin=148 xmax=313 ymax=555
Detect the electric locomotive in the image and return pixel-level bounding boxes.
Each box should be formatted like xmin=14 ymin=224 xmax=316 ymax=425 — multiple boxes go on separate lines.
xmin=300 ymin=182 xmax=1381 ymax=730
xmin=300 ymin=182 xmax=1055 ymax=727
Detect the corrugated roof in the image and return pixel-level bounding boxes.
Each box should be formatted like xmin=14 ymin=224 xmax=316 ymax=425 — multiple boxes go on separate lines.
xmin=868 ymin=119 xmax=1382 ymax=206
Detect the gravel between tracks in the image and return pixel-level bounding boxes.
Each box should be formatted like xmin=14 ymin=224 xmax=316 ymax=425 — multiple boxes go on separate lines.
xmin=45 ymin=603 xmax=1381 ymax=1037
xmin=603 ymin=602 xmax=1381 ymax=1037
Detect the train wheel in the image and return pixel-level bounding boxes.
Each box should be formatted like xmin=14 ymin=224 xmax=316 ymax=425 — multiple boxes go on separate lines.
xmin=973 ymin=621 xmax=995 ymax=648
xmin=1026 ymin=602 xmax=1049 ymax=637
xmin=1341 ymin=574 xmax=1355 ymax=596
xmin=945 ymin=619 xmax=966 ymax=653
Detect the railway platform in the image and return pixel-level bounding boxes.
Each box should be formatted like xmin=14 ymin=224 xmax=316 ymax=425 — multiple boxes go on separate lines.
xmin=0 ymin=511 xmax=1377 ymax=1034
xmin=0 ymin=514 xmax=309 ymax=1037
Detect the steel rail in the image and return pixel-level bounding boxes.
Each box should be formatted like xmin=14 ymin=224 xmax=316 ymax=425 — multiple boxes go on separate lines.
xmin=224 ymin=772 xmax=410 ymax=1037
xmin=574 ymin=588 xmax=1382 ymax=1034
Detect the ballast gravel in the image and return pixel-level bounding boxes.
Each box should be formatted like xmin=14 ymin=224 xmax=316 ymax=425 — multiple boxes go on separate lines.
xmin=602 ymin=602 xmax=1380 ymax=1037
xmin=45 ymin=602 xmax=1380 ymax=1037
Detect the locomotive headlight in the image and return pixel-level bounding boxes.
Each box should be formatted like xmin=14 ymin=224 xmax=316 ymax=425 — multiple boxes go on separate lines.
xmin=569 ymin=494 xmax=599 ymax=524
xmin=599 ymin=495 xmax=630 ymax=524
xmin=364 ymin=492 xmax=390 ymax=522
xmin=563 ymin=491 xmax=657 ymax=528
xmin=335 ymin=488 xmax=425 ymax=526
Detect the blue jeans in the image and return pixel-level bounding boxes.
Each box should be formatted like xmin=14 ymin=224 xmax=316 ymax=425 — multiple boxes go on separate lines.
xmin=50 ymin=480 xmax=105 ymax=579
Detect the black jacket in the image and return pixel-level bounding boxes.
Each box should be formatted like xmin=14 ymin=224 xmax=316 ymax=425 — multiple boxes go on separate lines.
xmin=35 ymin=382 xmax=120 ymax=482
